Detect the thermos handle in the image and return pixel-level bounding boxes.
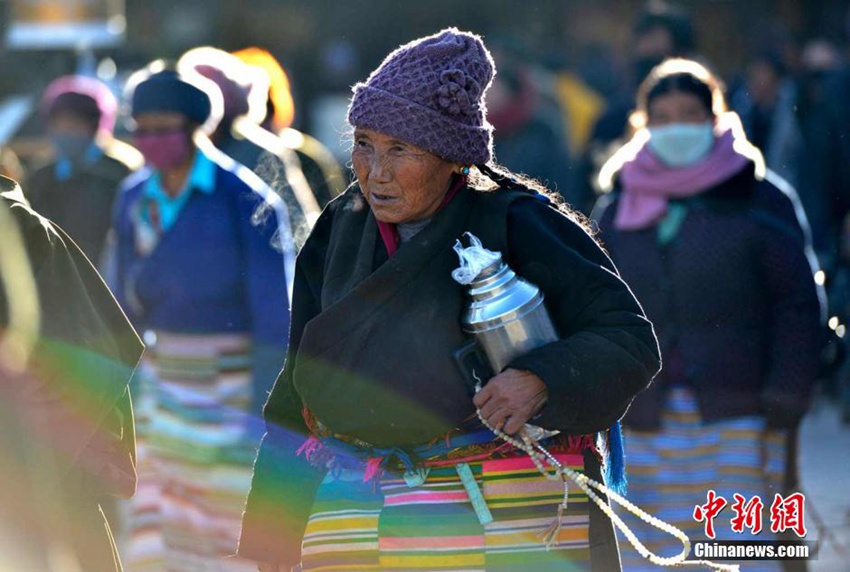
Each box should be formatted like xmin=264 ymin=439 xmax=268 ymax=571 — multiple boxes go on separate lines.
xmin=452 ymin=340 xmax=494 ymax=394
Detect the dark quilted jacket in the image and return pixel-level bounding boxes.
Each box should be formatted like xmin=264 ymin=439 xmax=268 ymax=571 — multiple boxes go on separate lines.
xmin=595 ymin=163 xmax=823 ymax=430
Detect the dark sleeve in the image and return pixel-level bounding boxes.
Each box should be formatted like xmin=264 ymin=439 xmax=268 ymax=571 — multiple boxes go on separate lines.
xmin=238 ymin=200 xmax=335 ymax=565
xmin=73 ymin=380 xmax=138 ymax=501
xmin=753 ymin=177 xmax=824 ymax=428
xmin=20 ymin=165 xmax=50 ymax=213
xmin=5 ymin=195 xmax=143 ymax=496
xmin=504 ymin=198 xmax=661 ymax=434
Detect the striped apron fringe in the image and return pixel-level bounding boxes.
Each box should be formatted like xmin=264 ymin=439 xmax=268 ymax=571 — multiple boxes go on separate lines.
xmin=617 ymin=387 xmax=787 ymax=572
xmin=125 ymin=332 xmax=258 ymax=572
xmin=297 ymin=421 xmax=598 ymax=571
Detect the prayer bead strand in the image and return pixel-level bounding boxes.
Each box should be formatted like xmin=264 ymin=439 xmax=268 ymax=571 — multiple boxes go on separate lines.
xmin=476 ymin=405 xmax=739 ymax=571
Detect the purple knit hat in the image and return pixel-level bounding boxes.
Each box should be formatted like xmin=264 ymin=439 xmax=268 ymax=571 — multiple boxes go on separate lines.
xmin=347 ymin=27 xmax=495 ymax=165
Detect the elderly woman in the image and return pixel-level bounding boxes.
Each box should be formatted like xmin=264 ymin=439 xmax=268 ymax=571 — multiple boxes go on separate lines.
xmin=112 ymin=67 xmax=293 ymax=570
xmin=594 ymin=59 xmax=822 ymax=571
xmin=239 ymin=29 xmax=660 ymax=572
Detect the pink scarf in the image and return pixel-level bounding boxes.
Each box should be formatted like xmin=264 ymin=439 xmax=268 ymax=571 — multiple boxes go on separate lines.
xmin=615 ymin=128 xmax=750 ymax=230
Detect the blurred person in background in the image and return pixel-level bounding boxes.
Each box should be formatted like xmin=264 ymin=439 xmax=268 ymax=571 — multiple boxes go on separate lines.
xmin=179 ymin=46 xmax=321 ymax=245
xmin=24 ymin=75 xmax=142 ymax=267
xmin=794 ymin=39 xmax=844 ymax=263
xmin=813 ymin=34 xmax=850 ymax=423
xmin=486 ymin=42 xmax=574 ymax=204
xmin=595 ymin=59 xmax=822 ymax=571
xmin=730 ymin=51 xmax=803 ymax=191
xmin=733 ymin=41 xmax=850 ymax=427
xmin=577 ymin=0 xmax=695 ymax=214
xmin=548 ymin=43 xmax=611 ymax=214
xmin=794 ymin=42 xmax=850 ymax=418
xmin=829 ymin=11 xmax=850 ymax=244
xmin=296 ymin=38 xmax=364 ymax=184
xmin=234 ymin=46 xmax=345 ymax=209
xmin=0 ymin=175 xmax=142 ymax=571
xmin=591 ymin=0 xmax=695 ymax=150
xmin=112 ymin=66 xmax=293 ymax=571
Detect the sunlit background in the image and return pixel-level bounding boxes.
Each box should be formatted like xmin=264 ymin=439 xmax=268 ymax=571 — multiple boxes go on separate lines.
xmin=2 ymin=0 xmax=850 ymax=164
xmin=1 ymin=1 xmax=850 ymax=571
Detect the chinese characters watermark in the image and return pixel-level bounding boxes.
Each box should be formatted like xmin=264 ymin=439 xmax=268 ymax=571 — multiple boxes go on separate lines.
xmin=693 ymin=490 xmax=806 ymax=539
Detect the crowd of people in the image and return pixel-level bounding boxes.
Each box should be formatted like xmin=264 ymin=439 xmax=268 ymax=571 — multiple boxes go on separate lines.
xmin=0 ymin=1 xmax=845 ymax=571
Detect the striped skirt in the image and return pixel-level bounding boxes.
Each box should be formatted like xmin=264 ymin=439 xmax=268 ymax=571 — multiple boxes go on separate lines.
xmin=617 ymin=387 xmax=787 ymax=572
xmin=125 ymin=332 xmax=258 ymax=572
xmin=300 ymin=452 xmax=597 ymax=571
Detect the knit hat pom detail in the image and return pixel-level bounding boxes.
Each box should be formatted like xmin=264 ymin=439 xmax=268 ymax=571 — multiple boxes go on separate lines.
xmin=347 ymin=27 xmax=495 ymax=164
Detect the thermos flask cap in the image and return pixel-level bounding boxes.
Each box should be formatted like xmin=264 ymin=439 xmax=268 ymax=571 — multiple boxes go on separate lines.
xmin=452 ymin=232 xmax=558 ymax=372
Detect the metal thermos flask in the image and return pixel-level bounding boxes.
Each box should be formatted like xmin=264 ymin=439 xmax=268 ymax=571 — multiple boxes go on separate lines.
xmin=453 ymin=234 xmax=558 ymax=375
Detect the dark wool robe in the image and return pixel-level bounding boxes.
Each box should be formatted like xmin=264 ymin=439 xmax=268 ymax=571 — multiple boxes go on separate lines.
xmin=239 ymin=185 xmax=660 ymax=567
xmin=0 ymin=176 xmax=143 ymax=572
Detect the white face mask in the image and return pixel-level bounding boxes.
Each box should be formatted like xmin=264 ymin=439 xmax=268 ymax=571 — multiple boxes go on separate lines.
xmin=647 ymin=122 xmax=715 ymax=167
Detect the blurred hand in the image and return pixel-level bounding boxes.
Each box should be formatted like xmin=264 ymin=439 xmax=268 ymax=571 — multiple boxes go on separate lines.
xmin=472 ymin=368 xmax=548 ymax=435
xmin=257 ymin=563 xmax=281 ymax=572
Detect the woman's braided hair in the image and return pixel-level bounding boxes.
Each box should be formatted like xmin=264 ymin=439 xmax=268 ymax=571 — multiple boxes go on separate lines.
xmin=470 ymin=162 xmax=593 ymax=233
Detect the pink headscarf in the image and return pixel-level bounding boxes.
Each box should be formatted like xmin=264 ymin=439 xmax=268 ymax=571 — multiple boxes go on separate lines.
xmin=40 ymin=75 xmax=118 ymax=135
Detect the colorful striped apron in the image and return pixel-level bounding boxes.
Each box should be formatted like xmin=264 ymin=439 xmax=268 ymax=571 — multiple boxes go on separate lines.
xmin=617 ymin=387 xmax=787 ymax=572
xmin=297 ymin=425 xmax=596 ymax=571
xmin=125 ymin=332 xmax=258 ymax=572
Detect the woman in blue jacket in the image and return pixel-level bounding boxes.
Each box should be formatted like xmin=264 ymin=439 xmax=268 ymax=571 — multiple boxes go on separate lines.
xmin=112 ymin=67 xmax=293 ymax=571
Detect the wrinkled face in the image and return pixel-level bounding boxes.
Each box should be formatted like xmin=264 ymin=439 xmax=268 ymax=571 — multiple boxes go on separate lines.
xmin=647 ymin=90 xmax=712 ymax=126
xmin=351 ymin=128 xmax=457 ymax=224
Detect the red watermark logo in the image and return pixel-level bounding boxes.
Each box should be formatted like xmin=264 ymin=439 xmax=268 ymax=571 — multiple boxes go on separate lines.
xmin=693 ymin=490 xmax=807 ymax=539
